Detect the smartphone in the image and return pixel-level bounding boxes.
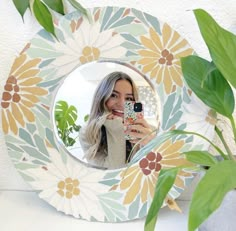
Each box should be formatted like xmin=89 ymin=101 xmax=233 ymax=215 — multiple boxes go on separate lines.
xmin=124 ymin=101 xmax=144 ymax=140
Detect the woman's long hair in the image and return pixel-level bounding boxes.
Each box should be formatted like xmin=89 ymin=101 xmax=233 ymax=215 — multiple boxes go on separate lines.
xmin=83 ymin=71 xmax=139 ymax=159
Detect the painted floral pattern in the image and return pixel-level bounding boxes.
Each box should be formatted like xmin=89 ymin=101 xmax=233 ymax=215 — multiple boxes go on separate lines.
xmin=1 ymin=7 xmax=215 ymax=222
xmin=26 ymin=149 xmax=107 ymax=221
xmin=180 ymin=92 xmax=217 ymax=147
xmin=138 ymin=24 xmax=194 ymax=94
xmin=50 ymin=19 xmax=126 ymax=77
xmin=116 ymin=139 xmax=193 ymax=205
xmin=1 ymin=53 xmax=47 ymax=135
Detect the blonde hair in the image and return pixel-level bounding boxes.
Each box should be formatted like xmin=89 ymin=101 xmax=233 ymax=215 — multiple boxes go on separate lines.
xmin=83 ymin=71 xmax=138 ymax=159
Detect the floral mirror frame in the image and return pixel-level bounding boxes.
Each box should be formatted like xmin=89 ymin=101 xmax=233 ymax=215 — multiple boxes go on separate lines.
xmin=1 ymin=6 xmax=215 ymax=222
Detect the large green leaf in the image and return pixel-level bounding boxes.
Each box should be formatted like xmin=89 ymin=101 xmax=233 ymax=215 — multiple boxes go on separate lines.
xmin=55 ymin=100 xmax=77 ymax=131
xmin=12 ymin=0 xmax=29 ymax=18
xmin=42 ymin=0 xmax=64 ymax=15
xmin=12 ymin=0 xmax=87 ymax=37
xmin=144 ymin=168 xmax=178 ymax=231
xmin=181 ymin=55 xmax=234 ymax=118
xmin=184 ymin=151 xmax=218 ymax=167
xmin=194 ymin=9 xmax=236 ymax=88
xmin=54 ymin=100 xmax=78 ymax=147
xmin=188 ymin=160 xmax=236 ymax=231
xmin=33 ymin=0 xmax=55 ymax=37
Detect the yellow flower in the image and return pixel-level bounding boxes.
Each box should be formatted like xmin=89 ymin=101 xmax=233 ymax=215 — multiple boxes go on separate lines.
xmin=1 ymin=54 xmax=48 ymax=134
xmin=57 ymin=177 xmax=80 ymax=199
xmin=118 ymin=139 xmax=193 ymax=205
xmin=138 ymin=24 xmax=194 ymax=94
xmin=156 ymin=139 xmax=194 ymax=188
xmin=79 ymin=46 xmax=100 ymax=64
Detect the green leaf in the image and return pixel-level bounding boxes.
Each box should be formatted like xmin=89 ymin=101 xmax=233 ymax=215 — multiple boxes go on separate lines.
xmin=12 ymin=0 xmax=29 ymax=18
xmin=188 ymin=160 xmax=236 ymax=231
xmin=144 ymin=168 xmax=178 ymax=231
xmin=193 ymin=9 xmax=236 ymax=88
xmin=73 ymin=124 xmax=81 ymax=132
xmin=33 ymin=0 xmax=56 ymax=37
xmin=170 ymin=129 xmax=228 ymax=160
xmin=42 ymin=0 xmax=64 ymax=15
xmin=84 ymin=114 xmax=89 ymax=122
xmin=68 ymin=0 xmax=88 ymax=17
xmin=184 ymin=151 xmax=218 ymax=167
xmin=67 ymin=136 xmax=76 ymax=146
xmin=181 ymin=55 xmax=234 ymax=118
xmin=55 ymin=100 xmax=77 ymax=131
xmin=54 ymin=100 xmax=78 ymax=147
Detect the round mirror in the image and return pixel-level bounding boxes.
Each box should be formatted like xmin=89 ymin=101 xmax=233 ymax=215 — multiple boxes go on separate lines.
xmin=1 ymin=6 xmax=215 ymax=222
xmin=53 ymin=61 xmax=160 ymax=169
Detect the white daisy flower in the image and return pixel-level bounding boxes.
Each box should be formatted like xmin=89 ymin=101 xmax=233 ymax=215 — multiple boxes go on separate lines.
xmin=25 ymin=148 xmax=108 ymax=221
xmin=180 ymin=93 xmax=216 ymax=148
xmin=51 ymin=19 xmax=126 ymax=76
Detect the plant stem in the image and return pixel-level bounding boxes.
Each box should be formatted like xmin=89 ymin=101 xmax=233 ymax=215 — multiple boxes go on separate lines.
xmin=175 ymin=130 xmax=229 ymax=160
xmin=229 ymin=115 xmax=236 ymax=143
xmin=215 ymin=126 xmax=236 ymax=161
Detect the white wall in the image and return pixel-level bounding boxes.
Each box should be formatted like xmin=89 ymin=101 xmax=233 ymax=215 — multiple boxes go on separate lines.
xmin=0 ymin=0 xmax=235 ymax=193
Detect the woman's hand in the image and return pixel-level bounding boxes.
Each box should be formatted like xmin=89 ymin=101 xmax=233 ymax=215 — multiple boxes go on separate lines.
xmin=125 ymin=118 xmax=156 ymax=146
xmin=106 ymin=114 xmax=156 ymax=146
xmin=104 ymin=113 xmax=125 ymax=139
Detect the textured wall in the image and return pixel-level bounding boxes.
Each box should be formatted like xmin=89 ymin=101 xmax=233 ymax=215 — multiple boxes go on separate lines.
xmin=0 ymin=0 xmax=236 ymax=190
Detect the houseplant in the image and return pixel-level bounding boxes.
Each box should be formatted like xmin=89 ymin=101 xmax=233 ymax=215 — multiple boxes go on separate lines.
xmin=54 ymin=100 xmax=89 ymax=147
xmin=12 ymin=0 xmax=87 ymax=36
xmin=141 ymin=9 xmax=236 ymax=231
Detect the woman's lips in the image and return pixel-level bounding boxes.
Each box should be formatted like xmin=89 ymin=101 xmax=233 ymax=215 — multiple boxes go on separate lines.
xmin=112 ymin=109 xmax=124 ymax=117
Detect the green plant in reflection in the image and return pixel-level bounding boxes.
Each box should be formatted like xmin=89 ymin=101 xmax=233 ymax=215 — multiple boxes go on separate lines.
xmin=54 ymin=100 xmax=89 ymax=147
xmin=142 ymin=9 xmax=236 ymax=231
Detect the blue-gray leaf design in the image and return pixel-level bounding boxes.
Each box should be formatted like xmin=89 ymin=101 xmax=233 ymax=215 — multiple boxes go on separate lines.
xmin=162 ymin=93 xmax=183 ymax=130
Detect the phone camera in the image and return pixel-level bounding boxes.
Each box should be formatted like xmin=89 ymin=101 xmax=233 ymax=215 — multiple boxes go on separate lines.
xmin=134 ymin=102 xmax=142 ymax=112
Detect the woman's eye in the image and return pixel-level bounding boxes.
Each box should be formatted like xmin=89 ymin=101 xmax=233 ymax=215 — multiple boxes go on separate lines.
xmin=111 ymin=93 xmax=118 ymax=98
xmin=126 ymin=97 xmax=134 ymax=101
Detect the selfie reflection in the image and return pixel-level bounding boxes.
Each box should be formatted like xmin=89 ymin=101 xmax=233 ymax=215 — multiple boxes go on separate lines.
xmin=54 ymin=62 xmax=160 ymax=169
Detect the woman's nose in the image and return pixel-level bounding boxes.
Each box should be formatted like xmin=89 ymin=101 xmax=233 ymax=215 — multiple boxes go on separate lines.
xmin=117 ymin=97 xmax=125 ymax=107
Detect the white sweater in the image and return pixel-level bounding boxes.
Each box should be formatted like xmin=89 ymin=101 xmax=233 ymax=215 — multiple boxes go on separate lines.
xmin=79 ymin=118 xmax=126 ymax=169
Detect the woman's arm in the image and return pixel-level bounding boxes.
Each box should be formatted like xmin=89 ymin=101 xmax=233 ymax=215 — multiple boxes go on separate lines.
xmin=102 ymin=117 xmax=126 ymax=169
xmin=79 ymin=117 xmax=126 ymax=169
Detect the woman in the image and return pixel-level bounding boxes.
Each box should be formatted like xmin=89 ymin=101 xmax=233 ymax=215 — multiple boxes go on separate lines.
xmin=79 ymin=71 xmax=155 ymax=169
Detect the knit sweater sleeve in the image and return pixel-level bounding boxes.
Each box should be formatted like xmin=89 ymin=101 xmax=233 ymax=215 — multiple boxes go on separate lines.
xmin=79 ymin=117 xmax=126 ymax=169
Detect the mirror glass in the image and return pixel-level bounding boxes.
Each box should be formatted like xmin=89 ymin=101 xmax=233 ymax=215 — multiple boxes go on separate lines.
xmin=53 ymin=61 xmax=160 ymax=168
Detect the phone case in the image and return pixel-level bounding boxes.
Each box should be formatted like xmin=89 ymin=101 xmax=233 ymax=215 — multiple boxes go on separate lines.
xmin=124 ymin=101 xmax=144 ymax=140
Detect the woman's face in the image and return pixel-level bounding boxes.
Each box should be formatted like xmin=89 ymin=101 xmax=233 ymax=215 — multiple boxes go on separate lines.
xmin=105 ymin=79 xmax=134 ymax=118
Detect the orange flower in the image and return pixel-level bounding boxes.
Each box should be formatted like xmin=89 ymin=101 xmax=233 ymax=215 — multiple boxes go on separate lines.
xmin=1 ymin=54 xmax=48 ymax=134
xmin=138 ymin=24 xmax=194 ymax=94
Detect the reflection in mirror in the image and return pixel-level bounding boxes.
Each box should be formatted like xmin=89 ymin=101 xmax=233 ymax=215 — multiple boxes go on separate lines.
xmin=53 ymin=61 xmax=161 ymax=169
